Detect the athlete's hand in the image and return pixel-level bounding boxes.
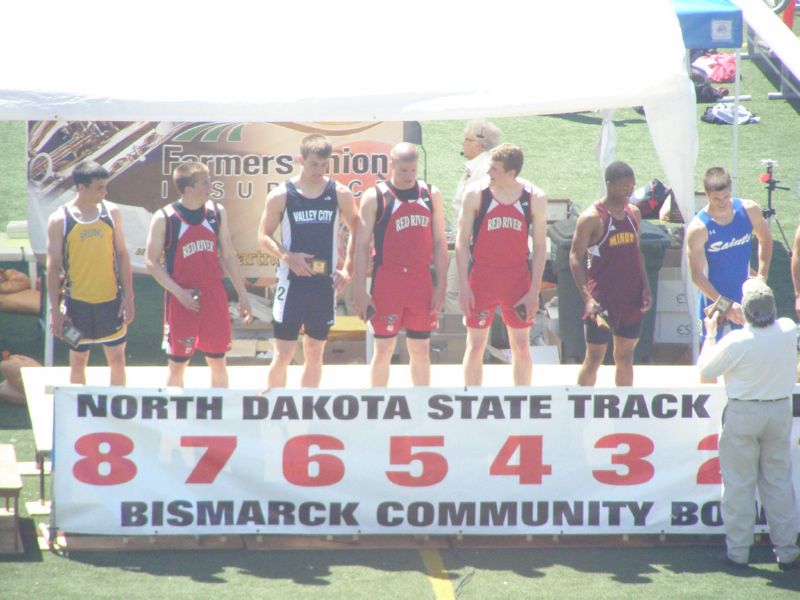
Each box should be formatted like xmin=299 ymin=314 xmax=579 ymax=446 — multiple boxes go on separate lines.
xmin=516 ymin=289 xmax=539 ymax=321
xmin=177 ymin=287 xmax=200 ymax=313
xmin=726 ymin=302 xmax=745 ymax=326
xmin=430 ymin=283 xmax=446 ymax=314
xmin=286 ymin=252 xmax=315 ymax=277
xmin=582 ymin=297 xmax=603 ymax=320
xmin=119 ymin=293 xmax=136 ymax=324
xmin=354 ymin=288 xmax=375 ymax=321
xmin=333 ymin=269 xmax=351 ymax=292
xmin=795 ymin=296 xmax=800 ymax=320
xmin=238 ymin=293 xmax=253 ymax=324
xmin=458 ymin=286 xmax=475 ymax=316
xmin=703 ymin=314 xmax=718 ymax=339
xmin=50 ymin=308 xmax=66 ymax=340
xmin=641 ymin=287 xmax=653 ymax=312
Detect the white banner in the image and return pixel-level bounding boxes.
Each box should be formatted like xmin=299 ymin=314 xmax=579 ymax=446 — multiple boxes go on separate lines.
xmin=52 ymin=386 xmax=800 ymax=536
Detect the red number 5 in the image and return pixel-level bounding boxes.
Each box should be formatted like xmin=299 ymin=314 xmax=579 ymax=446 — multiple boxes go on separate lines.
xmin=386 ymin=436 xmax=448 ymax=487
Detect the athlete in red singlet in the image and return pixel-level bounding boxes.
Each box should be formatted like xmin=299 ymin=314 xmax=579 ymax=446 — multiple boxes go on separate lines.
xmin=353 ymin=143 xmax=448 ymax=387
xmin=146 ymin=161 xmax=252 ymax=388
xmin=569 ymin=161 xmax=652 ymax=386
xmin=456 ymin=144 xmax=548 ymax=386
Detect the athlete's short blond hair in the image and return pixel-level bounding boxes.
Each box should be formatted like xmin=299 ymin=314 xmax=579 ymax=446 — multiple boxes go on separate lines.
xmin=300 ymin=134 xmax=332 ymax=159
xmin=490 ymin=143 xmax=523 ymax=176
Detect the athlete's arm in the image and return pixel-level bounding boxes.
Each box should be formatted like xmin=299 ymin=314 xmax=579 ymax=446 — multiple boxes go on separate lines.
xmin=429 ymin=185 xmax=448 ymax=314
xmin=145 ymin=210 xmax=199 ymax=313
xmin=793 ymin=226 xmax=800 ymax=319
xmin=216 ymin=205 xmax=252 ymax=323
xmin=335 ymin=183 xmax=358 ymax=292
xmin=686 ymin=217 xmax=718 ymax=301
xmin=743 ymin=199 xmax=772 ymax=280
xmin=108 ymin=203 xmax=136 ymax=324
xmin=455 ymin=186 xmax=480 ymax=315
xmin=686 ymin=216 xmax=743 ymax=325
xmin=517 ymin=184 xmax=548 ymax=316
xmin=630 ymin=205 xmax=652 ymax=312
xmin=568 ymin=208 xmax=603 ymax=318
xmin=352 ymin=187 xmax=378 ymax=320
xmin=45 ymin=208 xmax=67 ymax=339
xmin=257 ymin=184 xmax=314 ymax=277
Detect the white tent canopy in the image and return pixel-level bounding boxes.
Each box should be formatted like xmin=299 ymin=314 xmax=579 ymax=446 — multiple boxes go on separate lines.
xmin=1 ymin=0 xmax=699 ymax=358
xmin=1 ymin=0 xmax=697 ymax=221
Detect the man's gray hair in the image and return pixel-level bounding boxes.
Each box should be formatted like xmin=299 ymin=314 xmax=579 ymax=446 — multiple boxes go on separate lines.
xmin=464 ymin=119 xmax=501 ymax=151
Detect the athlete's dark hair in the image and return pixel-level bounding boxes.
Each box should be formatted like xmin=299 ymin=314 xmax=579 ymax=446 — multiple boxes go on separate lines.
xmin=72 ymin=160 xmax=109 ymax=188
xmin=604 ymin=161 xmax=635 ymax=183
xmin=703 ymin=167 xmax=732 ymax=192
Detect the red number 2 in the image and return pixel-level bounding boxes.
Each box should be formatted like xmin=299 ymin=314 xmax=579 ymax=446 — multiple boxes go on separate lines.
xmin=696 ymin=434 xmax=721 ymax=484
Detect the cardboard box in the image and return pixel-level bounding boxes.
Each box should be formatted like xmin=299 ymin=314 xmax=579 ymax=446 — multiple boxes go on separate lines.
xmin=323 ymin=340 xmax=366 ymax=364
xmin=547 ymin=199 xmax=571 ymax=223
xmin=393 ymin=331 xmax=466 ymax=365
xmin=656 ymin=276 xmax=689 ymax=313
xmin=438 ymin=313 xmax=466 ymax=334
xmin=655 ymin=311 xmax=695 ymax=344
xmin=661 ymin=247 xmax=682 ymax=268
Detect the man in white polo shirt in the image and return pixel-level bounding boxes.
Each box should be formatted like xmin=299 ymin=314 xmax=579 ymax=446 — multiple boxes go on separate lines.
xmin=444 ymin=120 xmax=501 ymax=314
xmin=698 ymin=277 xmax=799 ymax=571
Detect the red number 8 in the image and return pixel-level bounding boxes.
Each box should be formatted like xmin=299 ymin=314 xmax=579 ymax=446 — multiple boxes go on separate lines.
xmin=73 ymin=432 xmax=137 ymax=486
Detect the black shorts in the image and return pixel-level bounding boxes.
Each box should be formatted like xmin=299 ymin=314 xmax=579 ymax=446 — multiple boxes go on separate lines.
xmin=64 ymin=294 xmax=126 ymax=351
xmin=584 ymin=316 xmax=642 ymax=345
xmin=272 ymin=276 xmax=334 ymax=341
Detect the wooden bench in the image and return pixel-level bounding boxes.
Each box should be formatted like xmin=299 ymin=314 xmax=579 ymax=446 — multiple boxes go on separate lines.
xmin=0 ymin=443 xmax=23 ymax=553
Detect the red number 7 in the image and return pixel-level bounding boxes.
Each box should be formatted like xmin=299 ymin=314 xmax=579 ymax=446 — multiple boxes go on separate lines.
xmin=181 ymin=436 xmax=237 ymax=484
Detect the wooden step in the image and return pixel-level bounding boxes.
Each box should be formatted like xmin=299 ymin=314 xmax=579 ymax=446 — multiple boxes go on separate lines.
xmin=0 ymin=443 xmax=23 ymax=554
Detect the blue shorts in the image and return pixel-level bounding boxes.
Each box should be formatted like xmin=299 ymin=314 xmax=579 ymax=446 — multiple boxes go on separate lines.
xmin=272 ymin=275 xmax=335 ymax=341
xmin=64 ymin=294 xmax=127 ymax=351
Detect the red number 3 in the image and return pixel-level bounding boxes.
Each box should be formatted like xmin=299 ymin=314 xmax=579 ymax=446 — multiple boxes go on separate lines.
xmin=592 ymin=433 xmax=654 ymax=485
xmin=73 ymin=433 xmax=137 ymax=485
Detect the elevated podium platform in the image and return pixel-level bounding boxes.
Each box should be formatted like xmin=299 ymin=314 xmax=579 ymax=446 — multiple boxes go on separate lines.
xmin=21 ymin=363 xmax=704 ymax=518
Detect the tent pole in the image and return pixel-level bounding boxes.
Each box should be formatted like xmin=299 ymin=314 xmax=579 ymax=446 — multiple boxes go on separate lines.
xmin=732 ymin=48 xmax=741 ymax=195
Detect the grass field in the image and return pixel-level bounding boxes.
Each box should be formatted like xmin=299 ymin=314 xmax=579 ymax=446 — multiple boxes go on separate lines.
xmin=2 ymin=43 xmax=800 ymax=599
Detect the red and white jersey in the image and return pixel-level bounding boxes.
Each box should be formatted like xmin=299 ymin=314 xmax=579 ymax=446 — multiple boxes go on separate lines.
xmin=470 ymin=183 xmax=532 ymax=268
xmin=373 ymin=180 xmax=434 ymax=269
xmin=162 ymin=200 xmax=224 ymax=290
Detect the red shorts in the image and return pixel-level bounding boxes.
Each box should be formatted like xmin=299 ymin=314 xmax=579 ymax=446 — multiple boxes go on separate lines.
xmin=466 ymin=262 xmax=533 ymax=329
xmin=370 ymin=263 xmax=438 ymax=337
xmin=164 ymin=282 xmax=231 ymax=358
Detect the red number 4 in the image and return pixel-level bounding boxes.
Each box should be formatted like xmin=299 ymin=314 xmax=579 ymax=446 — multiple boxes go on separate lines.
xmin=490 ymin=435 xmax=552 ymax=484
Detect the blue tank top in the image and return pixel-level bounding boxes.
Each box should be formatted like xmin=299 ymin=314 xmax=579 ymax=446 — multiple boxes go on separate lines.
xmin=278 ymin=178 xmax=339 ymax=281
xmin=697 ymin=197 xmax=753 ymax=318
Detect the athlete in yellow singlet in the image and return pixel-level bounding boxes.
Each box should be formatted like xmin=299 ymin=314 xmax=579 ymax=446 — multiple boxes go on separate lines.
xmin=46 ymin=160 xmax=135 ymax=385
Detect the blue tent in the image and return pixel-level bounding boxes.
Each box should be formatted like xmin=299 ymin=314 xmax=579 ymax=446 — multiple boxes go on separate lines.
xmin=673 ymin=0 xmax=745 ymax=201
xmin=673 ymin=0 xmax=743 ymax=49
